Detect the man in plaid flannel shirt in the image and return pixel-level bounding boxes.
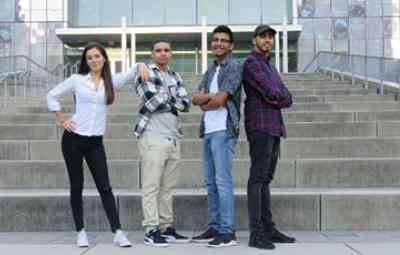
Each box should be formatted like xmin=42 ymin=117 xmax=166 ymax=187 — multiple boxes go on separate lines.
xmin=133 ymin=40 xmax=190 ymax=247
xmin=243 ymin=25 xmax=295 ymax=250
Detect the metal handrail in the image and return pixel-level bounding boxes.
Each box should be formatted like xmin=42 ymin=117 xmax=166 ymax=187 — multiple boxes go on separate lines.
xmin=0 ymin=55 xmax=53 ymax=75
xmin=303 ymin=51 xmax=400 ymax=96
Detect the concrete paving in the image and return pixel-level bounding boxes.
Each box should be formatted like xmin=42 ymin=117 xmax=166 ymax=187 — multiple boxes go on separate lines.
xmin=1 ymin=231 xmax=400 ymax=255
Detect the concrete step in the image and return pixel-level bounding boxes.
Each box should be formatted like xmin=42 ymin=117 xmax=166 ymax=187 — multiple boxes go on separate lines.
xmin=27 ymin=94 xmax=394 ymax=106
xmin=2 ymin=158 xmax=400 ymax=190
xmin=0 ymin=188 xmax=319 ymax=231
xmin=2 ymin=137 xmax=400 ymax=160
xmin=3 ymin=110 xmax=396 ymax=125
xmin=286 ymin=102 xmax=400 ymax=112
xmin=1 ymin=188 xmax=400 ymax=231
xmin=16 ymin=100 xmax=400 ymax=114
xmin=0 ymin=159 xmax=292 ymax=189
xmin=0 ymin=121 xmax=383 ymax=140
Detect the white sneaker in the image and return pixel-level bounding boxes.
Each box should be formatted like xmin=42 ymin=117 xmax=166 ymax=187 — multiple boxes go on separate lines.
xmin=77 ymin=229 xmax=89 ymax=247
xmin=114 ymin=230 xmax=132 ymax=247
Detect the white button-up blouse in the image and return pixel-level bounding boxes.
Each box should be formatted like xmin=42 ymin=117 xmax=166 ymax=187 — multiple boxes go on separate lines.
xmin=46 ymin=65 xmax=138 ymax=136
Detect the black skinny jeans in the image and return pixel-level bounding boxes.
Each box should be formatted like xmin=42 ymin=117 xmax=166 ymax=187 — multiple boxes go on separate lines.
xmin=61 ymin=131 xmax=121 ymax=232
xmin=247 ymin=132 xmax=280 ymax=237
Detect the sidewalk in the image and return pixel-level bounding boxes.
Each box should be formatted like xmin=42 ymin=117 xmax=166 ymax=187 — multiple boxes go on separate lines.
xmin=1 ymin=231 xmax=400 ymax=255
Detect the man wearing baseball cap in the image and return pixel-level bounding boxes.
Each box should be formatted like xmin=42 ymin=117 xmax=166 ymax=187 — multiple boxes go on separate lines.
xmin=242 ymin=24 xmax=295 ymax=250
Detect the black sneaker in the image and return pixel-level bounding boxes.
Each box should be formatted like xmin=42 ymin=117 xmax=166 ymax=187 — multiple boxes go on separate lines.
xmin=160 ymin=227 xmax=190 ymax=243
xmin=248 ymin=233 xmax=275 ymax=250
xmin=192 ymin=228 xmax=218 ymax=243
xmin=269 ymin=231 xmax=296 ymax=243
xmin=206 ymin=233 xmax=237 ymax=248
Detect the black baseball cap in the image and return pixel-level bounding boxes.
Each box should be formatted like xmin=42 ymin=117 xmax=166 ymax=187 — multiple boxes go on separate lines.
xmin=253 ymin=24 xmax=277 ymax=37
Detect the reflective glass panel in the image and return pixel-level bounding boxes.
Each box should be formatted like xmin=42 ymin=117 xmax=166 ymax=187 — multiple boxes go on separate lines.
xmin=349 ymin=18 xmax=366 ymax=39
xmin=332 ymin=0 xmax=348 ymax=17
xmin=262 ymin=0 xmax=287 ymax=24
xmin=333 ymin=17 xmax=349 ymax=40
xmin=31 ymin=0 xmax=46 ymax=9
xmin=298 ymin=0 xmax=315 ymax=18
xmin=133 ymin=0 xmax=165 ymax=26
xmin=31 ymin=10 xmax=47 ymax=21
xmin=166 ymin=0 xmax=196 ymax=25
xmin=333 ymin=39 xmax=349 ymax=51
xmin=101 ymin=0 xmax=132 ymax=26
xmin=31 ymin=43 xmax=47 ymax=66
xmin=367 ymin=38 xmax=383 ymax=57
xmin=350 ymin=38 xmax=366 ymax=54
xmin=230 ymin=0 xmax=260 ymax=24
xmin=316 ymin=39 xmax=331 ymax=51
xmin=77 ymin=0 xmax=101 ymax=27
xmin=47 ymin=22 xmax=63 ymax=43
xmin=367 ymin=17 xmax=382 ymax=39
xmin=47 ymin=0 xmax=63 ymax=9
xmin=383 ymin=17 xmax=399 ymax=39
xmin=382 ymin=0 xmax=400 ymax=16
xmin=47 ymin=9 xmax=63 ymax=21
xmin=13 ymin=23 xmax=29 ymax=54
xmin=349 ymin=0 xmax=365 ymax=17
xmin=366 ymin=0 xmax=382 ymax=16
xmin=315 ymin=19 xmax=331 ymax=39
xmin=47 ymin=43 xmax=63 ymax=68
xmin=299 ymin=19 xmax=315 ymax=39
xmin=383 ymin=38 xmax=398 ymax=58
xmin=314 ymin=0 xmax=331 ymax=17
xmin=0 ymin=23 xmax=13 ymax=43
xmin=30 ymin=22 xmax=47 ymax=44
xmin=0 ymin=0 xmax=13 ymax=22
xmin=197 ymin=0 xmax=228 ymax=25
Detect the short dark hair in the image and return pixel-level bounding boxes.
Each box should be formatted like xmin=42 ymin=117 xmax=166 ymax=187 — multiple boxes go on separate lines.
xmin=212 ymin=25 xmax=234 ymax=43
xmin=150 ymin=39 xmax=172 ymax=51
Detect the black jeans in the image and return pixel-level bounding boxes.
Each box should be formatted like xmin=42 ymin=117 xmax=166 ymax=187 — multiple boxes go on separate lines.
xmin=247 ymin=132 xmax=280 ymax=237
xmin=61 ymin=131 xmax=121 ymax=232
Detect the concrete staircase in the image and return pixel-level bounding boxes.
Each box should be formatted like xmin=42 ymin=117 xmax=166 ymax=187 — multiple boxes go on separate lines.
xmin=1 ymin=73 xmax=400 ymax=232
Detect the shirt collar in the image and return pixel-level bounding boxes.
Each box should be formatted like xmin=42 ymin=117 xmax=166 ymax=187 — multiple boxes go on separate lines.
xmin=149 ymin=63 xmax=170 ymax=73
xmin=213 ymin=54 xmax=232 ymax=67
xmin=251 ymin=50 xmax=271 ymax=62
xmin=82 ymin=73 xmax=92 ymax=81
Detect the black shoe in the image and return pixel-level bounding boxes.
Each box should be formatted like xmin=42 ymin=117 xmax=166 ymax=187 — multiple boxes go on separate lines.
xmin=269 ymin=231 xmax=296 ymax=243
xmin=192 ymin=228 xmax=218 ymax=243
xmin=248 ymin=233 xmax=275 ymax=250
xmin=160 ymin=227 xmax=190 ymax=243
xmin=207 ymin=233 xmax=237 ymax=248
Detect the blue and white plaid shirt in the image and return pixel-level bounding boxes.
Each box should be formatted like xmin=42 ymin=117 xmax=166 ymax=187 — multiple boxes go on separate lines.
xmin=133 ymin=63 xmax=190 ymax=137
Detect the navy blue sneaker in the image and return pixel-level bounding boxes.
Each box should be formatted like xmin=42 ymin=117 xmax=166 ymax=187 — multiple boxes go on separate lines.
xmin=161 ymin=227 xmax=190 ymax=243
xmin=144 ymin=229 xmax=170 ymax=247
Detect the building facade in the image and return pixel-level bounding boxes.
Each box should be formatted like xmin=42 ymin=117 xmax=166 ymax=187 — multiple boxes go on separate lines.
xmin=0 ymin=0 xmax=399 ymax=74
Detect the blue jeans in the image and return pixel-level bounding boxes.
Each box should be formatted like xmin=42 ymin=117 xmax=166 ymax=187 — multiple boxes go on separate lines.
xmin=202 ymin=130 xmax=236 ymax=234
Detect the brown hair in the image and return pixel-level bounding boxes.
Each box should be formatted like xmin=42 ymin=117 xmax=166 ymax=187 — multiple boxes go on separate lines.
xmin=78 ymin=42 xmax=114 ymax=105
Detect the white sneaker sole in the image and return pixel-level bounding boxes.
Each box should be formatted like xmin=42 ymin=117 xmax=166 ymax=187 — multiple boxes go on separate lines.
xmin=115 ymin=242 xmax=132 ymax=247
xmin=191 ymin=238 xmax=214 ymax=243
xmin=161 ymin=235 xmax=191 ymax=243
xmin=207 ymin=240 xmax=237 ymax=248
xmin=144 ymin=239 xmax=170 ymax=247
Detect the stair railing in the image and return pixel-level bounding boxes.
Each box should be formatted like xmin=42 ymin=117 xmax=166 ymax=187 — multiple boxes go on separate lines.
xmin=303 ymin=51 xmax=400 ymax=97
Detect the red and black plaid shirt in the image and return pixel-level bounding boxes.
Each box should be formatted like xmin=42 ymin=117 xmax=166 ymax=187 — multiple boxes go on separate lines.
xmin=242 ymin=50 xmax=292 ymax=138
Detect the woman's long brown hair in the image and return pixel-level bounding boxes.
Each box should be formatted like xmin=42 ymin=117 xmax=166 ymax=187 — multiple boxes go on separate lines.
xmin=78 ymin=42 xmax=114 ymax=105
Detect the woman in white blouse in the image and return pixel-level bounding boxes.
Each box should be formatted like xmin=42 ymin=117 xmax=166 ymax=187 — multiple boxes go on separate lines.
xmin=46 ymin=42 xmax=149 ymax=248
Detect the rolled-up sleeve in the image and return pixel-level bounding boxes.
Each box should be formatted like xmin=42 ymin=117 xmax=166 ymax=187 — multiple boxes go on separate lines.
xmin=46 ymin=75 xmax=76 ymax=111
